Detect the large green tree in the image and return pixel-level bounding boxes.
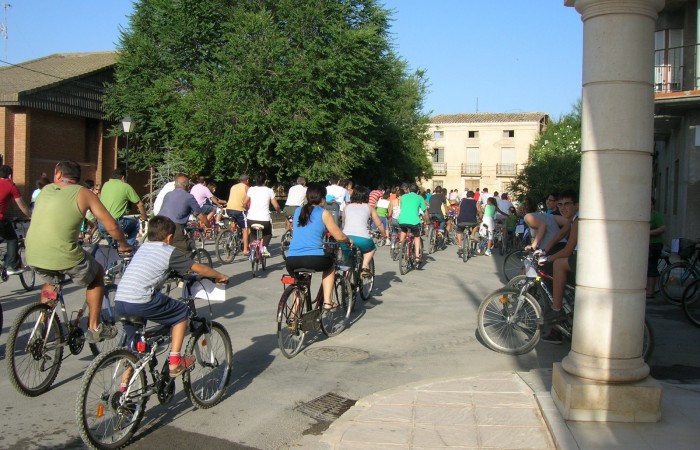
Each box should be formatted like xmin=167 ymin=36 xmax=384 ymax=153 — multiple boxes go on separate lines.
xmin=509 ymin=101 xmax=582 ymax=202
xmin=104 ymin=0 xmax=431 ymax=186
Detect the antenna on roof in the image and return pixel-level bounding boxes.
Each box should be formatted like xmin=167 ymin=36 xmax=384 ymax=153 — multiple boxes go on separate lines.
xmin=0 ymin=4 xmax=10 ymax=62
xmin=476 ymin=97 xmax=479 ymax=113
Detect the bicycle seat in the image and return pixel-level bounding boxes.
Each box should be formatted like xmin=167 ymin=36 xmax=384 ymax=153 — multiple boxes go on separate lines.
xmin=251 ymin=224 xmax=265 ymax=230
xmin=119 ymin=315 xmax=147 ymax=328
xmin=293 ymin=268 xmax=316 ymax=275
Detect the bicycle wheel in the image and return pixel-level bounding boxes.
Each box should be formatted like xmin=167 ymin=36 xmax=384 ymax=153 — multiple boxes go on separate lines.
xmin=321 ymin=276 xmax=348 ymax=337
xmin=390 ymin=236 xmax=400 ymax=261
xmin=660 ymin=261 xmax=700 ymax=305
xmin=194 ymin=248 xmax=213 ymax=268
xmin=261 ymin=252 xmax=267 ymax=271
xmin=461 ymin=233 xmax=470 ymax=263
xmin=215 ymin=230 xmax=238 ymax=264
xmin=281 ymin=229 xmax=292 ymax=261
xmin=642 ymin=319 xmax=654 ymax=361
xmin=89 ymin=284 xmax=125 ymax=356
xmin=250 ymin=246 xmax=261 ymax=278
xmin=502 ymin=249 xmax=528 ymax=282
xmin=6 ymin=302 xmax=64 ymax=397
xmin=183 ymin=321 xmax=233 ymax=408
xmin=359 ymin=258 xmax=375 ymax=301
xmin=18 ymin=245 xmax=35 ymax=291
xmin=76 ymin=349 xmax=147 ymax=450
xmin=277 ymin=285 xmax=308 ymax=358
xmin=399 ymin=241 xmax=410 ymax=275
xmin=499 ymin=234 xmax=508 ymax=256
xmin=477 ymin=288 xmax=542 ymax=355
xmin=682 ymin=278 xmax=700 ymax=327
xmin=428 ymin=228 xmax=436 ymax=254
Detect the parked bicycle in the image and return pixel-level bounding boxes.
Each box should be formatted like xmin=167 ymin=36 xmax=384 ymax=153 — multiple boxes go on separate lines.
xmin=276 ymin=243 xmax=352 ymax=358
xmin=681 ymin=277 xmax=700 ymax=327
xmin=659 ymin=238 xmax=699 ymax=305
xmin=477 ymin=251 xmax=653 ymax=360
xmin=249 ymin=223 xmax=267 ymax=277
xmin=75 ymin=274 xmax=233 ymax=449
xmin=0 ymin=218 xmax=35 ymax=291
xmin=5 ymin=249 xmax=133 ymax=397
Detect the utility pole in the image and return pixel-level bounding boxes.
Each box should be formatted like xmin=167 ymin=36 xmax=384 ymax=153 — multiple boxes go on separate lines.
xmin=0 ymin=4 xmax=10 ymax=62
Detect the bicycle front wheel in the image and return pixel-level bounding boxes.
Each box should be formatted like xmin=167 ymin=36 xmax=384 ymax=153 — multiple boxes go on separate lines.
xmin=660 ymin=261 xmax=699 ymax=305
xmin=682 ymin=278 xmax=700 ymax=327
xmin=76 ymin=349 xmax=147 ymax=450
xmin=502 ymin=250 xmax=528 ymax=282
xmin=215 ymin=230 xmax=238 ymax=264
xmin=7 ymin=302 xmax=64 ymax=397
xmin=194 ymin=248 xmax=213 ymax=268
xmin=89 ymin=284 xmax=125 ymax=356
xmin=477 ymin=288 xmax=542 ymax=355
xmin=18 ymin=245 xmax=35 ymax=291
xmin=359 ymin=259 xmax=375 ymax=301
xmin=184 ymin=321 xmax=233 ymax=408
xmin=321 ymin=276 xmax=349 ymax=337
xmin=281 ymin=229 xmax=292 ymax=261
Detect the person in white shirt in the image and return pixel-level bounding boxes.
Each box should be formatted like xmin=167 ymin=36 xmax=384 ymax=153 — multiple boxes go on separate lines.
xmin=496 ymin=192 xmax=514 ymax=221
xmin=245 ymin=173 xmax=281 ymax=256
xmin=284 ymin=177 xmax=307 ymax=225
xmin=326 ymin=177 xmax=348 ymax=211
xmin=479 ymin=187 xmax=492 ymax=208
xmin=153 ymin=180 xmax=176 ymax=215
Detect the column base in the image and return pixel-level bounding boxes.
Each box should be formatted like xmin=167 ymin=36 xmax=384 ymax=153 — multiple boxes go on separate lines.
xmin=551 ymin=363 xmax=662 ymax=423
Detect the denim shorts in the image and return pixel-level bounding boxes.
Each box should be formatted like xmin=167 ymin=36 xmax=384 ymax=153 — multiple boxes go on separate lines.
xmin=32 ymin=249 xmax=100 ymax=286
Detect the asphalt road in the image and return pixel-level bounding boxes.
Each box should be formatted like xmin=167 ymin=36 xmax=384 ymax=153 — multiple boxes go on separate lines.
xmin=0 ymin=232 xmax=698 ymax=449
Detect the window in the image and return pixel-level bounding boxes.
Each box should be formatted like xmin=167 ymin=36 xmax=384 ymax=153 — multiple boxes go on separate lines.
xmin=433 ymin=130 xmax=444 ymax=140
xmin=463 ymin=147 xmax=481 ymax=175
xmin=655 ymin=29 xmax=684 ymax=92
xmin=499 ymin=148 xmax=517 ymax=175
xmin=503 ymin=130 xmax=515 ymax=138
xmin=432 ymin=148 xmax=444 ymax=163
xmin=468 ymin=130 xmax=478 ymax=138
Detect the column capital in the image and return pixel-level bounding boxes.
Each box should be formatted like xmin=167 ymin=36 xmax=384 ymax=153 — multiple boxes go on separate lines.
xmin=566 ymin=0 xmax=665 ymax=20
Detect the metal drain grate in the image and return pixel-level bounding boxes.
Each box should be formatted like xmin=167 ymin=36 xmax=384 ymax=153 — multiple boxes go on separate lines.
xmin=296 ymin=392 xmax=357 ymax=421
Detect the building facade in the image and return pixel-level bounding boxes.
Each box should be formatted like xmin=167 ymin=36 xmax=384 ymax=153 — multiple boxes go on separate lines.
xmin=423 ymin=112 xmax=549 ymax=195
xmin=653 ymin=0 xmax=700 ymax=244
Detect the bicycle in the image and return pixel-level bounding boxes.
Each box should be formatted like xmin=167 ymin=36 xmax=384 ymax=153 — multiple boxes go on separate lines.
xmin=659 ymin=238 xmax=699 ymax=305
xmin=215 ymin=219 xmax=244 ymax=264
xmin=0 ymin=218 xmax=35 ymax=291
xmin=471 ymin=224 xmax=489 ymax=256
xmin=249 ymin=223 xmax=267 ymax=278
xmin=681 ymin=277 xmax=700 ymax=327
xmin=276 ymin=245 xmax=352 ymax=358
xmin=341 ymin=243 xmax=375 ymax=305
xmin=184 ymin=223 xmax=213 ymax=268
xmin=280 ymin=215 xmax=293 ymax=261
xmin=75 ymin=274 xmax=233 ymax=449
xmin=389 ymin=223 xmax=401 ymax=261
xmin=5 ymin=250 xmax=132 ymax=397
xmin=370 ymin=229 xmax=387 ymax=249
xmin=477 ymin=252 xmax=654 ymax=360
xmin=456 ymin=223 xmax=476 ymax=263
xmin=427 ymin=217 xmax=447 ymax=254
xmin=502 ymin=248 xmax=529 ymax=281
xmin=398 ymin=224 xmax=424 ymax=275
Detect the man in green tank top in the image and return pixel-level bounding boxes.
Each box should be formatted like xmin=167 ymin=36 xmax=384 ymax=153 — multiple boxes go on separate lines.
xmin=26 ymin=160 xmax=133 ymax=343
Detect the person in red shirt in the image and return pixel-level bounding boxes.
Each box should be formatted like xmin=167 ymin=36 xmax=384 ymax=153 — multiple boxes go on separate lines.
xmin=0 ymin=165 xmax=32 ymax=273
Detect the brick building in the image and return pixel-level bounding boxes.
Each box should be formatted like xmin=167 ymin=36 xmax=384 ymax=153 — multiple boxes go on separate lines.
xmin=0 ymin=52 xmax=146 ymax=202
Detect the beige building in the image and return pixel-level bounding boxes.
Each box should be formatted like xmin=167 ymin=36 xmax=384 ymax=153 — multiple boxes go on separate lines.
xmin=423 ymin=112 xmax=550 ymax=195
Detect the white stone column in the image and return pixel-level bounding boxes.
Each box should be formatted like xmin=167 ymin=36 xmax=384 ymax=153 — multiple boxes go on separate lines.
xmin=554 ymin=0 xmax=664 ymax=422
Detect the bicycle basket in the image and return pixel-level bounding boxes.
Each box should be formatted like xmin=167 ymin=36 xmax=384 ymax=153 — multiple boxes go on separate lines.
xmin=678 ymin=238 xmax=696 ymax=260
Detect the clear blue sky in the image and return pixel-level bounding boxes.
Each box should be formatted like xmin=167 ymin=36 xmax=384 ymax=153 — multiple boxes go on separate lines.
xmin=1 ymin=0 xmax=583 ymax=119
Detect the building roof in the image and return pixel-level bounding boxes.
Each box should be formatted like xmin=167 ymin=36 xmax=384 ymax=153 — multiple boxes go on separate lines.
xmin=430 ymin=112 xmax=549 ymax=124
xmin=0 ymin=52 xmax=117 ymax=102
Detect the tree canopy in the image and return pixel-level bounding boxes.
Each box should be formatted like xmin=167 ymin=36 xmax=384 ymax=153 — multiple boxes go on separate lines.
xmin=508 ymin=101 xmax=582 ymax=202
xmin=104 ymin=0 xmax=432 ymax=187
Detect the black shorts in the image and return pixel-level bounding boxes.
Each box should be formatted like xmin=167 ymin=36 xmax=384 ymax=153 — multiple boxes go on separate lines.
xmin=399 ymin=223 xmax=421 ymax=236
xmin=286 ymin=255 xmax=334 ymax=274
xmin=456 ymin=221 xmax=477 ymax=233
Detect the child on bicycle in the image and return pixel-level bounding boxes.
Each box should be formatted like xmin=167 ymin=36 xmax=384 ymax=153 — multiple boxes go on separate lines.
xmin=115 ymin=215 xmax=229 ymax=378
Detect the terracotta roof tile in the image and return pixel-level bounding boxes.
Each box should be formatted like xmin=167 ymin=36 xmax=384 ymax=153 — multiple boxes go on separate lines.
xmin=430 ymin=112 xmax=549 ymax=124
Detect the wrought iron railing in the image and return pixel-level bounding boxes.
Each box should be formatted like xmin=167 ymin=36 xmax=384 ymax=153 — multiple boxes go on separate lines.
xmin=496 ymin=164 xmax=518 ymax=176
xmin=654 ymin=43 xmax=699 ymax=93
xmin=432 ymin=162 xmax=447 ymax=175
xmin=461 ymin=163 xmax=481 ymax=176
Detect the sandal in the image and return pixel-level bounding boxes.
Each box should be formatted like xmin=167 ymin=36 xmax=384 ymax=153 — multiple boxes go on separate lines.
xmin=323 ymin=302 xmax=335 ymax=311
xmin=361 ymin=268 xmax=371 ymax=277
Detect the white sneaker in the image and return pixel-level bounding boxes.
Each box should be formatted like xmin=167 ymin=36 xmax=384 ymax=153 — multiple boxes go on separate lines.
xmin=262 ymin=247 xmax=271 ymax=257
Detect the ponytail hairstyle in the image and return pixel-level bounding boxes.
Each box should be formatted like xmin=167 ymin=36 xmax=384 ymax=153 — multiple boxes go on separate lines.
xmin=298 ymin=183 xmax=326 ymax=227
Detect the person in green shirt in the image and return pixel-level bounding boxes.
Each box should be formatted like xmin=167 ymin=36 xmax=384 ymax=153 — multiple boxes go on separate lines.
xmin=98 ymin=169 xmax=148 ymax=246
xmin=397 ymin=183 xmax=429 ymax=262
xmin=647 ymin=197 xmax=666 ymax=299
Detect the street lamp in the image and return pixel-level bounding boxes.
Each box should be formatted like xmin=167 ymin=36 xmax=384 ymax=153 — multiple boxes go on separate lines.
xmin=121 ymin=116 xmax=134 ymax=179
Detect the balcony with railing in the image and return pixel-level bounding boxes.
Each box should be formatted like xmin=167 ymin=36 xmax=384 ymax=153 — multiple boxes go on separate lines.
xmin=432 ymin=162 xmax=447 ymax=176
xmin=461 ymin=163 xmax=481 ymax=176
xmin=654 ymin=43 xmax=699 ymax=94
xmin=496 ymin=163 xmax=518 ymax=176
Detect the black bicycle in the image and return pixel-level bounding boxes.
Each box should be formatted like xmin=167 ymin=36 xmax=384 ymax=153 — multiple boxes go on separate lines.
xmin=75 ymin=274 xmax=233 ymax=449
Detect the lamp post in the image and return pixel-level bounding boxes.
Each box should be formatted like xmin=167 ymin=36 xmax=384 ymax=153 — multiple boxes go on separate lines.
xmin=121 ymin=116 xmax=134 ymax=179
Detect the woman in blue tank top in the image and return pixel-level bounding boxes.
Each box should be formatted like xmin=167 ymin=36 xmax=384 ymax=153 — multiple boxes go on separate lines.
xmin=286 ymin=184 xmax=352 ymax=309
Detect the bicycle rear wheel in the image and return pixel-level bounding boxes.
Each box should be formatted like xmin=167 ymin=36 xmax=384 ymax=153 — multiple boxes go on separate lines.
xmin=682 ymin=278 xmax=700 ymax=327
xmin=215 ymin=230 xmax=238 ymax=264
xmin=281 ymin=229 xmax=292 ymax=261
xmin=277 ymin=285 xmax=308 ymax=358
xmin=428 ymin=228 xmax=436 ymax=254
xmin=321 ymin=276 xmax=349 ymax=337
xmin=184 ymin=321 xmax=233 ymax=408
xmin=89 ymin=284 xmax=125 ymax=356
xmin=461 ymin=233 xmax=470 ymax=262
xmin=18 ymin=245 xmax=35 ymax=291
xmin=194 ymin=248 xmax=213 ymax=268
xmin=477 ymin=288 xmax=542 ymax=355
xmin=502 ymin=250 xmax=528 ymax=282
xmin=6 ymin=302 xmax=64 ymax=397
xmin=399 ymin=241 xmax=410 ymax=275
xmin=359 ymin=259 xmax=375 ymax=301
xmin=76 ymin=349 xmax=147 ymax=450
xmin=660 ymin=261 xmax=699 ymax=305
